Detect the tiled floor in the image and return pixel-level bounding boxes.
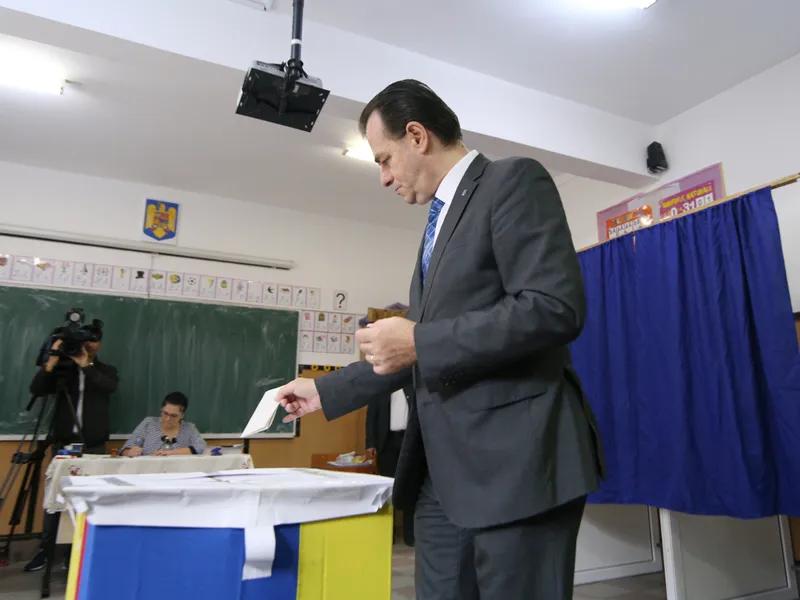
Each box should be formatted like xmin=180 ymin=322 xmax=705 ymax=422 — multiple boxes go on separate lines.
xmin=0 ymin=544 xmax=667 ymax=600
xmin=0 ymin=563 xmax=67 ymax=600
xmin=0 ymin=549 xmax=667 ymax=600
xmin=391 ymin=543 xmax=667 ymax=600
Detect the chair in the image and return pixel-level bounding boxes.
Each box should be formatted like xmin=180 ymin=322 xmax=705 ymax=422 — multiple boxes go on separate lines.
xmin=310 ymin=452 xmax=379 ymax=475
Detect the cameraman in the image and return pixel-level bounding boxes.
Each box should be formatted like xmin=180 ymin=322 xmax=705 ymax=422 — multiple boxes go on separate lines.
xmin=24 ymin=328 xmax=118 ymax=572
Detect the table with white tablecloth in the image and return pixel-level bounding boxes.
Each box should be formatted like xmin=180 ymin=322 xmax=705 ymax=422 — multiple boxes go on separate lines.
xmin=45 ymin=454 xmax=254 ymax=542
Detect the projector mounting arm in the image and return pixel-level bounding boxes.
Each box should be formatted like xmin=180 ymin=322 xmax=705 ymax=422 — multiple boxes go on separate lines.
xmin=287 ymin=0 xmax=305 ymax=79
xmin=235 ymin=0 xmax=330 ymax=132
xmin=281 ymin=0 xmax=307 ymax=112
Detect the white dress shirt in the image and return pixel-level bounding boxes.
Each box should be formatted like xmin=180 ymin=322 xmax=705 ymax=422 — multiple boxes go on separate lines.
xmin=431 ymin=149 xmax=479 ymax=246
xmin=389 ymin=389 xmax=409 ymax=431
xmin=73 ymin=368 xmax=85 ymax=433
xmin=398 ymin=150 xmax=477 ymax=429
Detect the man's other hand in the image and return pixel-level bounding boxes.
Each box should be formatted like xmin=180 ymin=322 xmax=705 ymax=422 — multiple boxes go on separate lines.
xmin=356 ymin=317 xmax=417 ymax=375
xmin=277 ymin=378 xmax=321 ymax=423
xmin=71 ymin=348 xmax=92 ymax=369
xmin=44 ymin=339 xmax=62 ymax=372
xmin=155 ymin=449 xmax=182 ymax=456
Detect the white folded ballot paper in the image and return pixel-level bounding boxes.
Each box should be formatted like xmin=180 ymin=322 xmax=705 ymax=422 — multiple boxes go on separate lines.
xmin=241 ymin=387 xmax=282 ymax=438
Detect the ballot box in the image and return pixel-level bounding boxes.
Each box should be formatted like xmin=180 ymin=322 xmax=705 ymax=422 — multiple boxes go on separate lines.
xmin=60 ymin=468 xmax=394 ymax=600
xmin=44 ymin=454 xmax=255 ymax=543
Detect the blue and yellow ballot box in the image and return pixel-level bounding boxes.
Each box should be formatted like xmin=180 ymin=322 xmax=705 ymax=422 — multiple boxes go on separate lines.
xmin=60 ymin=468 xmax=394 ymax=600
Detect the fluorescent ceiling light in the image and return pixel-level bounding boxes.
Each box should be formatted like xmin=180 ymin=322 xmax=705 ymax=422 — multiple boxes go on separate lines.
xmin=228 ymin=0 xmax=275 ymax=11
xmin=0 ymin=52 xmax=65 ymax=95
xmin=579 ymin=0 xmax=658 ymax=8
xmin=342 ymin=146 xmax=376 ymax=163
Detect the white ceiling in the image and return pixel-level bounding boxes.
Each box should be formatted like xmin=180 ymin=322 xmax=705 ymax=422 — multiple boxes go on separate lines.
xmin=1 ymin=0 xmax=799 ymax=230
xmin=0 ymin=29 xmax=576 ymax=231
xmin=278 ymin=0 xmax=800 ymax=124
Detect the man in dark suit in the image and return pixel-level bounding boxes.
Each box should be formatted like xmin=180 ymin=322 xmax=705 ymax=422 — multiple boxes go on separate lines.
xmin=25 ymin=331 xmax=118 ymax=572
xmin=366 ymin=386 xmax=415 ymax=546
xmin=277 ymin=79 xmax=604 ymax=600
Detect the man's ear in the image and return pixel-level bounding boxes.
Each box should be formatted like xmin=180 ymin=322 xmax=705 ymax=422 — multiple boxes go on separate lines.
xmin=406 ymin=122 xmax=429 ymax=153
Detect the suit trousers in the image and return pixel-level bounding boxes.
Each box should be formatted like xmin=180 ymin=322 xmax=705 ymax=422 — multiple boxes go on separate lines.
xmin=378 ymin=430 xmax=415 ymax=546
xmin=414 ymin=476 xmax=586 ymax=600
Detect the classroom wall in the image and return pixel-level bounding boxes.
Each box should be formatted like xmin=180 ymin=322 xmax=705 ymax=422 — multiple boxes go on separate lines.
xmin=558 ymin=176 xmax=635 ymax=251
xmin=0 ymin=159 xmax=421 ymax=351
xmin=0 ymin=159 xmax=648 ymax=323
xmin=0 ymin=160 xmax=419 ymax=535
xmin=655 ymin=52 xmax=800 ymax=199
xmin=563 ymin=52 xmax=800 ymax=307
xmin=654 ymin=52 xmax=800 ymax=310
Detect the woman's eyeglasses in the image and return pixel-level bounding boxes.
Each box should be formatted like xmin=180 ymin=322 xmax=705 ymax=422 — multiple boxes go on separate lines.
xmin=161 ymin=410 xmax=182 ymax=420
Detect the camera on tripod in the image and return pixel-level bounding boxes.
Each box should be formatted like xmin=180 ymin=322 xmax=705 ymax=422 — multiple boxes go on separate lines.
xmin=35 ymin=308 xmax=104 ymax=368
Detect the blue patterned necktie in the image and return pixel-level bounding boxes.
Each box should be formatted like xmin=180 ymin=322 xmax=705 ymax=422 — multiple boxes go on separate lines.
xmin=421 ymin=198 xmax=445 ymax=284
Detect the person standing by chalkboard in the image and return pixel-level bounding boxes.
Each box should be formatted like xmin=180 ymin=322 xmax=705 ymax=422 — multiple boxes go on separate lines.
xmin=24 ymin=327 xmax=118 ymax=573
xmin=366 ymin=386 xmax=414 ymax=547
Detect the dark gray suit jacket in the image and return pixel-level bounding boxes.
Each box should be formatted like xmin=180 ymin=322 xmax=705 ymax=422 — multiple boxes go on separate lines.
xmin=317 ymin=154 xmax=605 ymax=529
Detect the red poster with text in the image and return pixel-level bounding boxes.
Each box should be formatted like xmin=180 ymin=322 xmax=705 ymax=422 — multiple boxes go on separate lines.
xmin=606 ymin=205 xmax=653 ymax=240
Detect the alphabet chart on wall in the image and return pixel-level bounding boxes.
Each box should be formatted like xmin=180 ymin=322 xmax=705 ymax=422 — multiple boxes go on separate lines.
xmin=0 ymin=252 xmax=358 ymax=355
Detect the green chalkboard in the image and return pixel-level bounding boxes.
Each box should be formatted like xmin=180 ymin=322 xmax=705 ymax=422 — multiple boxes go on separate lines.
xmin=0 ymin=286 xmax=298 ymax=437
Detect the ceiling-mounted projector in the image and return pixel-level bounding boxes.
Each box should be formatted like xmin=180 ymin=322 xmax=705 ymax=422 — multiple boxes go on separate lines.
xmin=235 ymin=0 xmax=329 ymax=132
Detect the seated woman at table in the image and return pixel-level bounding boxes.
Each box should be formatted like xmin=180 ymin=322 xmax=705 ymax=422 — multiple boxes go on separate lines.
xmin=119 ymin=392 xmax=207 ymax=457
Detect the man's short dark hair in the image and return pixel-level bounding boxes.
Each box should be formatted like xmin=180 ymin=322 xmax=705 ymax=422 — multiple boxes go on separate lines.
xmin=358 ymin=79 xmax=463 ymax=146
xmin=163 ymin=391 xmax=188 ymax=412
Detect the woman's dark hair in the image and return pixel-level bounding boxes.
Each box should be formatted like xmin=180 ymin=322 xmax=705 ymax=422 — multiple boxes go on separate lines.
xmin=162 ymin=392 xmax=188 ymax=413
xmin=358 ymin=79 xmax=462 ymax=146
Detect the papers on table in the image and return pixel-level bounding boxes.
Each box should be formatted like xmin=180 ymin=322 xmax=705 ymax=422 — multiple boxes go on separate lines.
xmin=327 ymin=451 xmax=372 ymax=468
xmin=241 ymin=387 xmax=282 ymax=438
xmin=328 ymin=460 xmax=373 ymax=467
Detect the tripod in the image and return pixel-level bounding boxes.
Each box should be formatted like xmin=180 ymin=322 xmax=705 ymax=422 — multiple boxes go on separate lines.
xmin=0 ymin=373 xmax=86 ymax=598
xmin=0 ymin=394 xmax=54 ymax=567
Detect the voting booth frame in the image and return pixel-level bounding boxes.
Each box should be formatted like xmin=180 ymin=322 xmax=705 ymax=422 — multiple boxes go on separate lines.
xmin=64 ymin=508 xmax=394 ymax=600
xmin=573 ymin=175 xmax=800 ymax=600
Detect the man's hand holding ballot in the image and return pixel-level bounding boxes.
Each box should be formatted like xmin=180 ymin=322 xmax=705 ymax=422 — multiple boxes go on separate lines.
xmin=356 ymin=317 xmax=417 ymax=375
xmin=278 ymin=317 xmax=416 ymax=421
xmin=277 ymin=379 xmax=321 ymax=423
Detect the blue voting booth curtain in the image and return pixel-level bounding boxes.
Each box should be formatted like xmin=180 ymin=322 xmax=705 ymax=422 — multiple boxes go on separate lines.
xmin=571 ymin=187 xmax=800 ymax=518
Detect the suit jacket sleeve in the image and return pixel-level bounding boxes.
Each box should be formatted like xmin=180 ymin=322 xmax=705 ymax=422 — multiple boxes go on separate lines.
xmin=85 ymin=362 xmax=118 ymax=395
xmin=413 ymin=158 xmax=586 ymax=393
xmin=120 ymin=418 xmax=149 ymax=454
xmin=365 ymin=397 xmax=380 ymax=449
xmin=185 ymin=423 xmax=207 ymax=454
xmin=30 ymin=368 xmax=57 ymax=396
xmin=317 ymin=360 xmax=412 ymax=421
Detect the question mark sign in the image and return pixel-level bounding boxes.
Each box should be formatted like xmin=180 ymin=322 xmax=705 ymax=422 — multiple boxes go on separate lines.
xmin=336 ymin=293 xmax=345 ymax=309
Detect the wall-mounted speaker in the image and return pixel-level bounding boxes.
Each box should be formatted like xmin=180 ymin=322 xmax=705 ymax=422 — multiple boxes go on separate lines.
xmin=647 ymin=142 xmax=668 ymax=174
